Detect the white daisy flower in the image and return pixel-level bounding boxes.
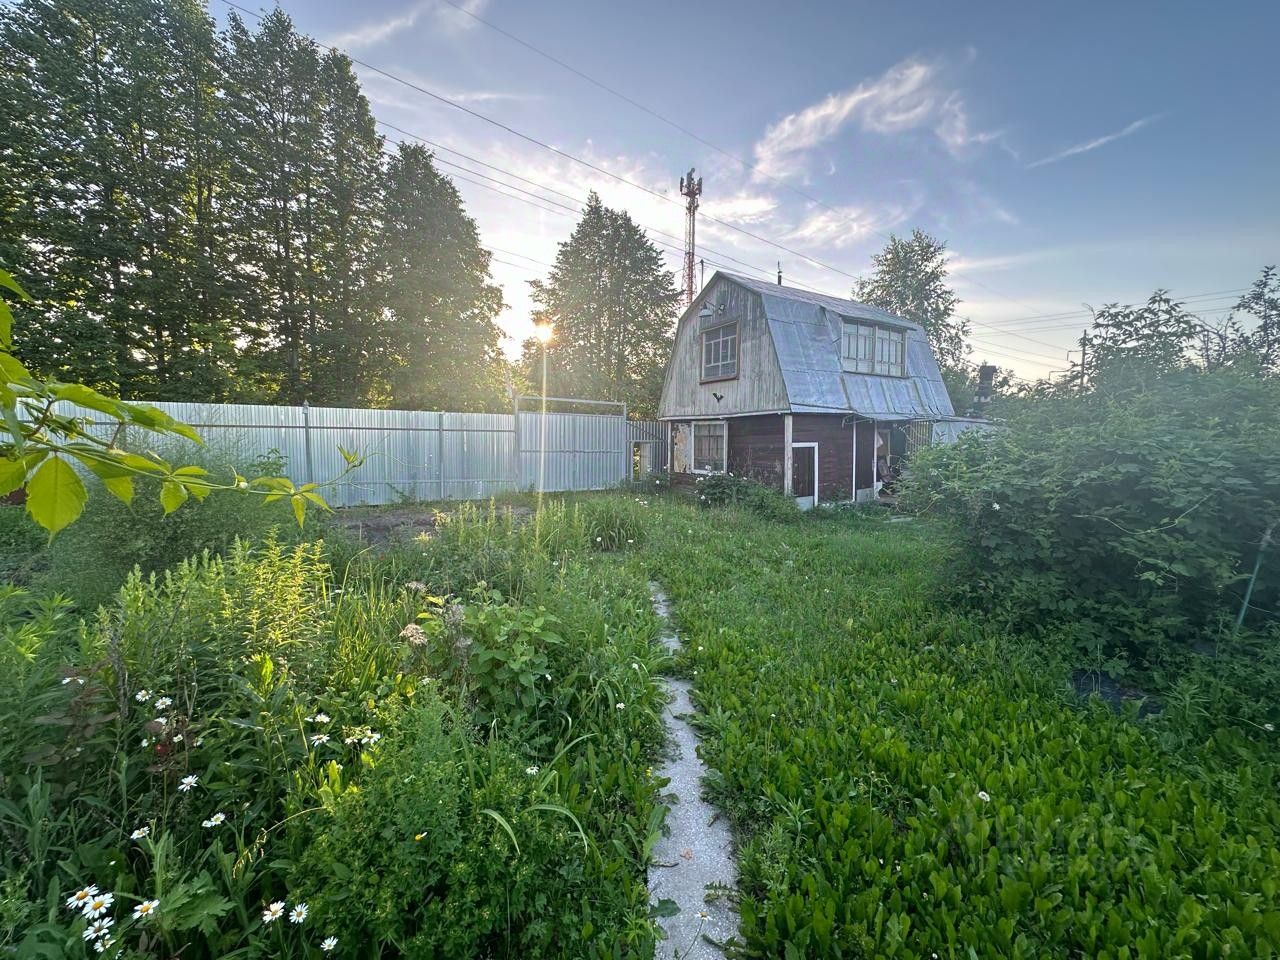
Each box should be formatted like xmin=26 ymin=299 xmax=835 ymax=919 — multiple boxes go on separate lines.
xmin=132 ymin=899 xmax=159 ymax=921
xmin=992 ymin=502 xmax=1001 ymax=511
xmin=366 ymin=732 xmax=381 ymax=744
xmin=153 ymin=716 xmax=168 ymax=728
xmin=66 ymin=885 xmax=99 ymax=910
xmin=178 ymin=774 xmax=199 ymax=793
xmin=134 ymin=690 xmax=151 ymax=702
xmin=310 ymin=733 xmax=330 ymax=746
xmin=321 ymin=936 xmax=338 ymax=952
xmin=201 ymin=812 xmax=227 ymax=828
xmin=82 ymin=917 xmax=113 ymax=941
xmin=1265 ymin=723 xmax=1275 ymax=732
xmin=140 ymin=737 xmax=151 ymax=748
xmin=130 ymin=826 xmax=149 ymax=841
xmin=154 ymin=696 xmax=173 ymax=710
xmin=525 ymin=765 xmax=539 ymax=776
xmin=978 ymin=790 xmax=991 ymax=803
xmin=82 ymin=893 xmax=114 ymax=918
xmin=289 ymin=903 xmax=309 ymax=924
xmin=262 ymin=901 xmax=285 ymax=924
xmin=93 ymin=935 xmax=115 ymax=953
xmin=615 ymin=702 xmax=625 ymax=710
xmin=313 ymin=712 xmax=330 ymax=724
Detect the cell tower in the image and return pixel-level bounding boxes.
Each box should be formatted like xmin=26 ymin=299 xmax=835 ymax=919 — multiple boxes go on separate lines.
xmin=679 ymin=167 xmax=702 ymax=306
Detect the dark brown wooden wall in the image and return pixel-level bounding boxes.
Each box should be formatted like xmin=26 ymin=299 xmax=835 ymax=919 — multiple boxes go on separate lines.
xmin=854 ymin=419 xmax=875 ymax=492
xmin=726 ymin=414 xmax=785 ymax=487
xmin=793 ymin=414 xmax=855 ymax=502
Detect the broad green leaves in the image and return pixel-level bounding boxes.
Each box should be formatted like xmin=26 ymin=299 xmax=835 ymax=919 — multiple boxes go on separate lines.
xmin=25 ymin=455 xmax=87 ymax=535
xmin=0 ymin=267 xmax=352 ymax=536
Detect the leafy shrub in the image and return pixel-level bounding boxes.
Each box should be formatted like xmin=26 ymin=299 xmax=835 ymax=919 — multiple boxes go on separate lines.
xmin=0 ymin=505 xmax=45 ymax=584
xmin=43 ymin=445 xmax=309 ymax=609
xmin=900 ymin=368 xmax=1280 ymax=672
xmin=694 ymin=473 xmax=797 ymax=521
xmin=646 ymin=500 xmax=1280 ymax=958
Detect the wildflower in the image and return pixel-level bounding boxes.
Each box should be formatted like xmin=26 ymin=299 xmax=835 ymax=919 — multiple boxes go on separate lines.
xmin=1265 ymin=723 xmax=1275 ymax=732
xmin=66 ymin=886 xmax=99 ymax=910
xmin=154 ymin=696 xmax=173 ymax=711
xmin=615 ymin=702 xmax=625 ymax=710
xmin=312 ymin=712 xmax=331 ymax=724
xmin=631 ymin=662 xmax=640 ymax=671
xmin=130 ymin=826 xmax=149 ymax=841
xmin=83 ymin=918 xmax=113 ymax=941
xmin=262 ymin=901 xmax=285 ymax=924
xmin=697 ymin=910 xmax=709 ymax=920
xmin=153 ymin=716 xmax=168 ymax=728
xmin=82 ymin=893 xmax=114 ymax=918
xmin=134 ymin=690 xmax=151 ymax=702
xmin=992 ymin=502 xmax=1001 ymax=511
xmin=405 ymin=580 xmax=428 ymax=593
xmin=978 ymin=790 xmax=991 ymax=803
xmin=201 ymin=812 xmax=227 ymax=828
xmin=626 ymin=538 xmax=634 ymax=544
xmin=366 ymin=732 xmax=382 ymax=744
xmin=415 ymin=832 xmax=428 ymax=841
xmin=132 ymin=899 xmax=159 ymax=921
xmin=172 ymin=733 xmax=184 ymax=743
xmin=62 ymin=676 xmax=85 ymax=686
xmin=399 ymin=623 xmax=428 ymax=646
xmin=178 ymin=774 xmax=199 ymax=793
xmin=310 ymin=733 xmax=330 ymax=746
xmin=525 ymin=765 xmax=540 ymax=776
xmin=697 ymin=646 xmax=704 ymax=652
xmin=93 ymin=935 xmax=116 ymax=953
xmin=321 ymin=936 xmax=339 ymax=952
xmin=290 ymin=903 xmax=309 ymax=924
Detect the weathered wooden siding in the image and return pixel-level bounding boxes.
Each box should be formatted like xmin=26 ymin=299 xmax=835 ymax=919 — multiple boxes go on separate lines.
xmin=726 ymin=414 xmax=785 ymax=487
xmin=793 ymin=414 xmax=855 ymax=502
xmin=658 ymin=276 xmax=789 ymax=419
xmin=854 ymin=419 xmax=876 ymax=494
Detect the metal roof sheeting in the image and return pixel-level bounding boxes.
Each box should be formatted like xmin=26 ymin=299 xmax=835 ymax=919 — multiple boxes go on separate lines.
xmin=718 ymin=272 xmax=956 ymax=421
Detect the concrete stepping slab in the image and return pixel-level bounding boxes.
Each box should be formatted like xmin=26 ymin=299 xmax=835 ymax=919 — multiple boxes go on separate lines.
xmin=647 ymin=584 xmax=739 ymax=959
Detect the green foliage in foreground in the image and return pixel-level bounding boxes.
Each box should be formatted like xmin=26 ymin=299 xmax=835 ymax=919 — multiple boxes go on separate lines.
xmin=642 ymin=502 xmax=1280 ymax=959
xmin=1 ymin=501 xmax=669 ymax=958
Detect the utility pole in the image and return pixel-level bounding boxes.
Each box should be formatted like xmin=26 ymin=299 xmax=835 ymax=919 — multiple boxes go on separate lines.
xmin=1078 ymin=330 xmax=1089 ymax=394
xmin=679 ymin=168 xmax=702 ymax=306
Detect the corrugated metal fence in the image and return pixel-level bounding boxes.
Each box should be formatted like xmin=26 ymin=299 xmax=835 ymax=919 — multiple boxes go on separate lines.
xmin=68 ymin=400 xmax=666 ymax=508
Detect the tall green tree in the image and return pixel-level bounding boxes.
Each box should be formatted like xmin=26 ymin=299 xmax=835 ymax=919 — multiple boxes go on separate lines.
xmin=853 ymin=230 xmax=972 ymax=408
xmin=525 ymin=193 xmax=679 ymax=417
xmin=0 ymin=0 xmax=242 ymax=399
xmin=373 ymin=143 xmax=505 ymax=411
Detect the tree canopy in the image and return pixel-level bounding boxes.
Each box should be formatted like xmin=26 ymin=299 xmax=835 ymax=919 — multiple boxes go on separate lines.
xmin=523 ymin=193 xmax=679 ymax=418
xmin=0 ymin=0 xmax=506 ymax=411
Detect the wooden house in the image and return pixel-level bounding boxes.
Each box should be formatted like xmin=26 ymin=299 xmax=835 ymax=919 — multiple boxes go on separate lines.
xmin=658 ymin=271 xmax=983 ymax=508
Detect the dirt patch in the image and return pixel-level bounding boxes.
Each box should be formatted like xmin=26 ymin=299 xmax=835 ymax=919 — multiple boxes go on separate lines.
xmin=331 ymin=504 xmax=533 ymax=547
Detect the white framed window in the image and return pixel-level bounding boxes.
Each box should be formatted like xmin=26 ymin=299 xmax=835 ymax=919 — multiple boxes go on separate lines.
xmin=692 ymin=420 xmax=727 ymax=473
xmin=701 ymin=323 xmax=738 ymax=381
xmin=842 ymin=322 xmax=906 ymax=377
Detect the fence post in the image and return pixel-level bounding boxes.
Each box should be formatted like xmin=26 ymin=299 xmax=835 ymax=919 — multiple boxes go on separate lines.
xmin=301 ymin=401 xmax=314 ymax=486
xmin=437 ymin=413 xmax=446 ymax=501
xmin=512 ymin=394 xmax=522 ymax=491
xmin=621 ymin=402 xmax=629 ymax=485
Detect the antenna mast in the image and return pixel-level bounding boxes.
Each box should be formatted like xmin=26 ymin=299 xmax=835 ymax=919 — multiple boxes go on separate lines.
xmin=679 ymin=167 xmax=702 ymax=305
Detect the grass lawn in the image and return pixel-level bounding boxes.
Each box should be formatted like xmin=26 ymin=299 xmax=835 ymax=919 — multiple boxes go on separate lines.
xmin=635 ymin=501 xmax=1280 ymax=959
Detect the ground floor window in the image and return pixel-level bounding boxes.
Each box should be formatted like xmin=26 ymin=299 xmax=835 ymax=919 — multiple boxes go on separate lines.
xmin=692 ymin=421 xmax=726 ymax=473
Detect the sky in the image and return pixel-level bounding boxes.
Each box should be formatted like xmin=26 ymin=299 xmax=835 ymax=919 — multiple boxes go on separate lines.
xmin=216 ymin=0 xmax=1279 ymax=380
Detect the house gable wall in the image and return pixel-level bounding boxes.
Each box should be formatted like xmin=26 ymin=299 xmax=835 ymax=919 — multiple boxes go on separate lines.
xmin=658 ymin=277 xmax=789 ymax=420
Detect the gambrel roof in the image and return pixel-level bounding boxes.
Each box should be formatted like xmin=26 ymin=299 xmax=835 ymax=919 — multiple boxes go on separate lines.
xmin=715 ymin=273 xmax=955 ymax=420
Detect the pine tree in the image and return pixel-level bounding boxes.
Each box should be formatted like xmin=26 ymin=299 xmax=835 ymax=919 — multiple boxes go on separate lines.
xmin=373 ymin=143 xmax=506 ymax=411
xmin=526 ymin=193 xmax=679 ymax=417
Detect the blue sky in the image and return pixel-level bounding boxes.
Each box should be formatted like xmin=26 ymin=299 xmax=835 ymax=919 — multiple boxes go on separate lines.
xmin=222 ymin=0 xmax=1279 ymax=379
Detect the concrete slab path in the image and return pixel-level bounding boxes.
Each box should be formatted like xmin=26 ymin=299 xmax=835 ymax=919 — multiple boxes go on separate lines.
xmin=647 ymin=583 xmax=739 ymax=960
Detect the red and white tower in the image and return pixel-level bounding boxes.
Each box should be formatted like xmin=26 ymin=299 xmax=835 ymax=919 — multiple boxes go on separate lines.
xmin=679 ymin=168 xmax=702 ymax=306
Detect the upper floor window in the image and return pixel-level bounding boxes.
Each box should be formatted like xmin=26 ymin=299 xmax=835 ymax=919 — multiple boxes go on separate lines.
xmin=842 ymin=322 xmax=906 ymax=377
xmin=701 ymin=322 xmax=738 ymax=381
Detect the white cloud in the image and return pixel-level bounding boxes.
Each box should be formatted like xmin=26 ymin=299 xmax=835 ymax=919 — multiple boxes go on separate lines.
xmin=751 ymin=57 xmax=999 ymax=179
xmin=1026 ymin=113 xmax=1165 ymax=169
xmin=330 ymin=0 xmax=488 ymax=50
xmin=701 ymin=191 xmax=778 ymax=225
xmin=357 ymin=68 xmax=539 ymax=113
xmin=785 ymin=200 xmax=917 ymax=250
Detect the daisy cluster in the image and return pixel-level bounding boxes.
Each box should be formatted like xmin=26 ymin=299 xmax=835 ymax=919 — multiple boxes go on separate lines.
xmin=260 ymin=898 xmax=337 ymax=951
xmin=64 ymin=884 xmax=159 ymax=954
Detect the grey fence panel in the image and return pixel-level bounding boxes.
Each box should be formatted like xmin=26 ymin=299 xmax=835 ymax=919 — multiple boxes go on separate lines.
xmin=48 ymin=399 xmax=662 ymax=507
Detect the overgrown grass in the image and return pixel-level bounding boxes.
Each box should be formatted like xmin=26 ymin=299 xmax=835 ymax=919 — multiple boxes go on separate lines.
xmin=639 ymin=502 xmax=1280 ymax=958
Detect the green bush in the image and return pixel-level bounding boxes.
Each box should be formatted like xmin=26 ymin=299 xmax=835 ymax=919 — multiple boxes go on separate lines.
xmin=43 ymin=445 xmax=309 ymax=609
xmin=694 ymin=473 xmax=797 ymax=521
xmin=0 ymin=505 xmax=45 ymax=584
xmin=900 ymin=369 xmax=1280 ymax=672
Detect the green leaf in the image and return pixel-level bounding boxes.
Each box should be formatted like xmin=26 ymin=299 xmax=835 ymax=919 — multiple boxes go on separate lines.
xmin=102 ymin=474 xmax=134 ymax=505
xmin=160 ymin=479 xmax=188 ymax=515
xmin=478 ymin=808 xmax=520 ymax=856
xmin=291 ymin=493 xmax=306 ymax=527
xmin=0 ymin=453 xmax=35 ymax=496
xmin=53 ymin=383 xmax=124 ymax=419
xmin=0 ymin=300 xmax=11 ymax=350
xmin=0 ymin=269 xmax=31 ymax=302
xmin=0 ymin=352 xmax=34 ymax=384
xmin=25 ymin=455 xmax=87 ymax=536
